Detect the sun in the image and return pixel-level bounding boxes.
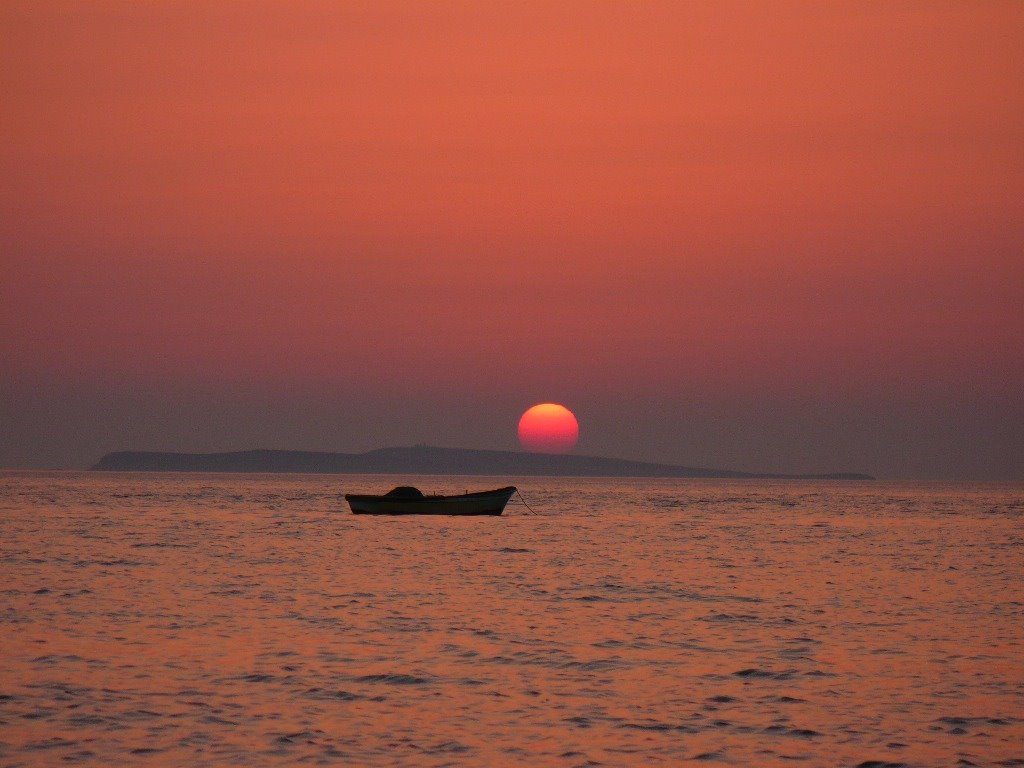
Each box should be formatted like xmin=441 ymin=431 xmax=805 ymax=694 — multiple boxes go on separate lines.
xmin=517 ymin=403 xmax=579 ymax=454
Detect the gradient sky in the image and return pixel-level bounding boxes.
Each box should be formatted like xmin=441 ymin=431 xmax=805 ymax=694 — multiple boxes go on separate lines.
xmin=2 ymin=2 xmax=1022 ymax=479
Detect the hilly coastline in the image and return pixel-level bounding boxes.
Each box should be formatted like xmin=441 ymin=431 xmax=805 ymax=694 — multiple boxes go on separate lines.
xmin=91 ymin=446 xmax=873 ymax=480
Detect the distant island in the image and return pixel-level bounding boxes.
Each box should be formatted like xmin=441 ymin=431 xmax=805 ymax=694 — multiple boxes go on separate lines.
xmin=91 ymin=446 xmax=873 ymax=480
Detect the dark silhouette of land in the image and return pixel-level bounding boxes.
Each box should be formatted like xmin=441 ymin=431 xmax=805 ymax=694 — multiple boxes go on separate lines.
xmin=91 ymin=446 xmax=873 ymax=479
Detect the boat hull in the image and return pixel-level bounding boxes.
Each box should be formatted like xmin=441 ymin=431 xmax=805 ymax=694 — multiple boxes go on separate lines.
xmin=345 ymin=486 xmax=516 ymax=516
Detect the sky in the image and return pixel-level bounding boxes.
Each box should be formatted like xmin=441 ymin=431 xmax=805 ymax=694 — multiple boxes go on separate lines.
xmin=2 ymin=2 xmax=1022 ymax=479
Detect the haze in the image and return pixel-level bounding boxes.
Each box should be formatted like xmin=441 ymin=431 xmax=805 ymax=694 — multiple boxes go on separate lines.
xmin=2 ymin=2 xmax=1022 ymax=479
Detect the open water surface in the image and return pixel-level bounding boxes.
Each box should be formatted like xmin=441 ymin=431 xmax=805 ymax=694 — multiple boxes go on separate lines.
xmin=1 ymin=471 xmax=1022 ymax=767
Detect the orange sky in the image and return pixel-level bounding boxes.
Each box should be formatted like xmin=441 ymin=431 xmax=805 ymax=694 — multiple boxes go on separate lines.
xmin=2 ymin=2 xmax=1022 ymax=477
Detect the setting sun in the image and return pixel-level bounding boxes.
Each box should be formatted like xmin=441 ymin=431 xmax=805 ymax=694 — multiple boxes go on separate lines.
xmin=517 ymin=403 xmax=579 ymax=454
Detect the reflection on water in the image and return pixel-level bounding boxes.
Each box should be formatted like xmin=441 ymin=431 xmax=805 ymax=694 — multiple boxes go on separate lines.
xmin=1 ymin=472 xmax=1022 ymax=766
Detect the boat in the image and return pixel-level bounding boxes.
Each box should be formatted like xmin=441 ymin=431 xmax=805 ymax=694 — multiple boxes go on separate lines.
xmin=345 ymin=485 xmax=517 ymax=516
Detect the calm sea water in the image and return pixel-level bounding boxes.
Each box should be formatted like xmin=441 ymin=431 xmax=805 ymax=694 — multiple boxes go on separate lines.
xmin=1 ymin=471 xmax=1021 ymax=767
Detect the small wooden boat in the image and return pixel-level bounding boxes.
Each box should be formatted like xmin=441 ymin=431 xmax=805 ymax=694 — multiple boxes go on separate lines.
xmin=345 ymin=485 xmax=516 ymax=516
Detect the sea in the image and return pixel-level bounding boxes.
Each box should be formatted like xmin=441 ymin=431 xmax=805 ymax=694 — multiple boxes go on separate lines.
xmin=1 ymin=471 xmax=1022 ymax=767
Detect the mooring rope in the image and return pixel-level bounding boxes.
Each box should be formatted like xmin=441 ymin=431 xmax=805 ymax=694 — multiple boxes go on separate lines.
xmin=515 ymin=489 xmax=540 ymax=515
